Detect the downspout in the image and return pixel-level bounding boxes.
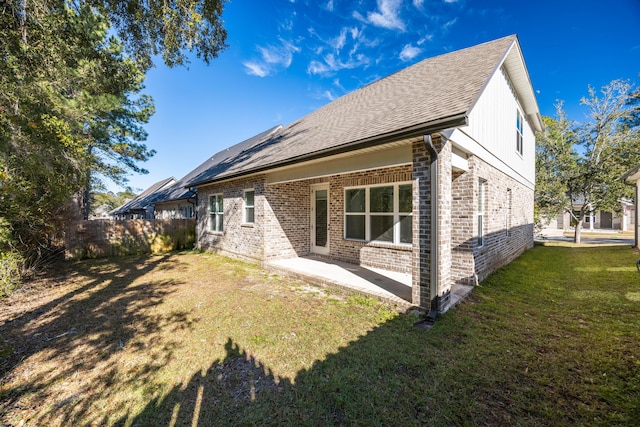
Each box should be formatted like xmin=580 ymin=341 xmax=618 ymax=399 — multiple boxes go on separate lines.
xmin=187 ymin=189 xmax=197 ymax=220
xmin=423 ymin=134 xmax=440 ymax=323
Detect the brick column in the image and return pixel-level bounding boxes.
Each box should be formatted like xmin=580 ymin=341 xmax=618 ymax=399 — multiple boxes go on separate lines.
xmin=412 ymin=140 xmax=432 ymax=308
xmin=434 ymin=136 xmax=452 ymax=302
xmin=411 ymin=135 xmax=452 ymax=311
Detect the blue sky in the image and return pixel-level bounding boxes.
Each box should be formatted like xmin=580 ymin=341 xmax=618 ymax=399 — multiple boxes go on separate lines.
xmin=118 ymin=0 xmax=640 ymax=193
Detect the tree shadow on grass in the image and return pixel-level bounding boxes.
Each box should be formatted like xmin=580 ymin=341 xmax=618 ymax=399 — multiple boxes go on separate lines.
xmin=117 ymin=319 xmax=463 ymax=427
xmin=0 ymin=253 xmax=198 ymax=425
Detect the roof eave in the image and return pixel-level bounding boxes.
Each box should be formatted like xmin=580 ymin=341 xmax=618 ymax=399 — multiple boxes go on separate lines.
xmin=623 ymin=164 xmax=640 ymax=183
xmin=190 ymin=113 xmax=469 ymax=188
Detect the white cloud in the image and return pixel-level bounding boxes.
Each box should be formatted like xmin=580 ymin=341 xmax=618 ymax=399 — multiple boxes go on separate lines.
xmin=413 ymin=0 xmax=424 ymax=8
xmin=244 ymin=39 xmax=301 ymax=77
xmin=307 ymin=53 xmax=370 ymax=76
xmin=417 ymin=34 xmax=433 ymax=45
xmin=331 ymin=27 xmax=348 ymax=51
xmin=399 ymin=44 xmax=422 ymax=61
xmin=323 ymin=90 xmax=336 ymax=101
xmin=325 ymin=0 xmax=334 ymax=12
xmin=444 ymin=0 xmax=459 ymax=3
xmin=243 ymin=61 xmax=269 ymax=77
xmin=366 ymin=0 xmax=406 ymax=31
xmin=443 ymin=17 xmax=458 ymax=30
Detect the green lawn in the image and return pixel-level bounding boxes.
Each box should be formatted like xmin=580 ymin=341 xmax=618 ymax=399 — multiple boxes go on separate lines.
xmin=1 ymin=245 xmax=639 ymax=426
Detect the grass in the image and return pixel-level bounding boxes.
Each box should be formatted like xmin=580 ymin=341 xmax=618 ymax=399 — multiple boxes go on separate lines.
xmin=1 ymin=246 xmax=639 ymax=425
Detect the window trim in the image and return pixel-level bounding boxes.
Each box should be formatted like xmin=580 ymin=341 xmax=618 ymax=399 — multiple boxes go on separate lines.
xmin=478 ymin=179 xmax=486 ymax=247
xmin=516 ymin=109 xmax=524 ymax=156
xmin=243 ymin=189 xmax=255 ymax=224
xmin=209 ymin=194 xmax=223 ymax=233
xmin=344 ymin=182 xmax=413 ymax=246
xmin=506 ymin=188 xmax=512 ymax=237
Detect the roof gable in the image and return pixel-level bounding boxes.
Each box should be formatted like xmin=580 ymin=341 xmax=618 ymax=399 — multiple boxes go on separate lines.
xmin=111 ymin=177 xmax=176 ymax=214
xmin=189 ymin=35 xmax=532 ymax=187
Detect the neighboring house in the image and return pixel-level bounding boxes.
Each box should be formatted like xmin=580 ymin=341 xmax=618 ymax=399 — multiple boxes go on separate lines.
xmin=184 ymin=35 xmax=543 ymax=314
xmin=623 ymin=165 xmax=640 ymax=248
xmin=90 ymin=204 xmax=113 ymax=219
xmin=152 ymin=182 xmax=197 ymax=220
xmin=111 ymin=177 xmax=176 ymax=219
xmin=546 ymin=199 xmax=635 ymax=232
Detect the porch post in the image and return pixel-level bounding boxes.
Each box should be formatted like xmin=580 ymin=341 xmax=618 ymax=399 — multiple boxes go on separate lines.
xmin=433 ymin=136 xmax=452 ymax=306
xmin=411 ymin=135 xmax=452 ymax=313
xmin=412 ymin=139 xmax=432 ymax=308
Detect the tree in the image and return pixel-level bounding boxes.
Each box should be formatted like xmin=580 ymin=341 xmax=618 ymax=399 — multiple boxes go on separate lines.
xmin=535 ymin=79 xmax=640 ymax=243
xmin=0 ymin=0 xmax=227 ymax=272
xmin=534 ymin=103 xmax=577 ymax=232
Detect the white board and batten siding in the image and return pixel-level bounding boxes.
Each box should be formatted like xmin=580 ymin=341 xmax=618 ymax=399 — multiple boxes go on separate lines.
xmin=448 ymin=66 xmax=536 ymax=190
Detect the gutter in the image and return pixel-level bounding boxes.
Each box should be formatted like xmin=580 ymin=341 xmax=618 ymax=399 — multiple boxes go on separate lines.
xmin=187 ymin=113 xmax=468 ymax=189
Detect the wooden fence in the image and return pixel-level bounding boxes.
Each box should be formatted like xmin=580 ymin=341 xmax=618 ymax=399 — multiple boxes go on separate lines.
xmin=65 ymin=219 xmax=196 ymax=260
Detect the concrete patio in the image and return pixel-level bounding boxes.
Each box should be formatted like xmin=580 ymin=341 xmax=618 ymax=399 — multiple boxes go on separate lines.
xmin=267 ymin=255 xmax=474 ymax=312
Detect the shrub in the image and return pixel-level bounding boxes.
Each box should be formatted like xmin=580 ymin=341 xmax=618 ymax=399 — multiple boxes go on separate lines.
xmin=0 ymin=251 xmax=23 ymax=298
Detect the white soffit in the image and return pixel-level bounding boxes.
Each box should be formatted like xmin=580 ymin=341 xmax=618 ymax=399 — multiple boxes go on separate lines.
xmin=266 ymin=138 xmax=415 ymax=184
xmin=502 ymin=42 xmax=543 ymax=132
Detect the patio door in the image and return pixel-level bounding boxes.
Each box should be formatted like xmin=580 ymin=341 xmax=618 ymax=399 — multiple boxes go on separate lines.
xmin=311 ymin=184 xmax=329 ymax=255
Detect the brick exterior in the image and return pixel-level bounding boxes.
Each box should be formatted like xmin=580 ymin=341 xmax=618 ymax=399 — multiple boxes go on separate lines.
xmin=196 ymin=165 xmax=415 ymax=272
xmin=195 ymin=139 xmax=533 ymax=310
xmin=197 ymin=176 xmax=267 ymax=263
xmin=411 ymin=139 xmax=432 ymax=307
xmin=450 ymin=152 xmax=534 ymax=285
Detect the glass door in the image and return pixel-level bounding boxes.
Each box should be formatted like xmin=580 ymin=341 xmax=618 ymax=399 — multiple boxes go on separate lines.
xmin=311 ymin=185 xmax=329 ymax=255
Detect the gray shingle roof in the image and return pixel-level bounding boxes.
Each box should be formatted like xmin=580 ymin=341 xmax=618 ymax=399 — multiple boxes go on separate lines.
xmin=187 ymin=35 xmax=519 ymax=188
xmin=111 ymin=177 xmax=176 ymax=214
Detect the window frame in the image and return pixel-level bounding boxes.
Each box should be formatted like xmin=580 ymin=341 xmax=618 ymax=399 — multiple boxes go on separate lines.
xmin=344 ymin=182 xmax=413 ymax=245
xmin=478 ymin=179 xmax=486 ymax=247
xmin=516 ymin=109 xmax=524 ymax=156
xmin=243 ymin=189 xmax=255 ymax=224
xmin=208 ymin=194 xmax=223 ymax=233
xmin=506 ymin=188 xmax=512 ymax=237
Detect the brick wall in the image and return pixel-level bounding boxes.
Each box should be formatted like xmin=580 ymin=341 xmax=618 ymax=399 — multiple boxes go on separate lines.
xmin=328 ymin=166 xmax=413 ymax=273
xmin=450 ymin=153 xmax=534 ymax=285
xmin=197 ymin=176 xmax=266 ymax=263
xmin=196 ymin=165 xmax=415 ymax=273
xmin=470 ymin=156 xmax=534 ymax=283
xmin=64 ymin=219 xmax=196 ymax=259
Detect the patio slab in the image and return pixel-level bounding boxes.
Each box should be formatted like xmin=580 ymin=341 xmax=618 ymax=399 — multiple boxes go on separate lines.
xmin=268 ymin=255 xmax=412 ymax=307
xmin=267 ymin=255 xmax=475 ymax=312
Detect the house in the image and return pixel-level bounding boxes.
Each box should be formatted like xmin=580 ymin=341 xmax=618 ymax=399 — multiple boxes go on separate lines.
xmin=623 ymin=165 xmax=640 ymax=248
xmin=545 ymin=198 xmax=635 ymax=232
xmin=185 ymin=35 xmax=543 ymax=316
xmin=110 ymin=177 xmax=176 ymax=219
xmin=151 ymin=181 xmax=197 ymax=219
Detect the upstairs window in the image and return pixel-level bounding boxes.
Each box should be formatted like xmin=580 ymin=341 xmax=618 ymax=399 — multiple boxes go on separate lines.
xmin=516 ymin=110 xmax=524 ymax=155
xmin=209 ymin=194 xmax=223 ymax=232
xmin=244 ymin=189 xmax=255 ymax=224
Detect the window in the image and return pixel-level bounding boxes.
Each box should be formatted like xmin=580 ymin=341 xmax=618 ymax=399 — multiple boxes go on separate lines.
xmin=182 ymin=205 xmax=194 ymax=219
xmin=478 ymin=179 xmax=486 ymax=247
xmin=209 ymin=194 xmax=223 ymax=232
xmin=344 ymin=183 xmax=413 ymax=245
xmin=516 ymin=110 xmax=524 ymax=155
xmin=506 ymin=188 xmax=512 ymax=236
xmin=243 ymin=189 xmax=255 ymax=224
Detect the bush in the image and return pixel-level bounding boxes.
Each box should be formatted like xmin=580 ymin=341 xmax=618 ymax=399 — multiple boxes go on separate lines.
xmin=0 ymin=251 xmax=23 ymax=298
